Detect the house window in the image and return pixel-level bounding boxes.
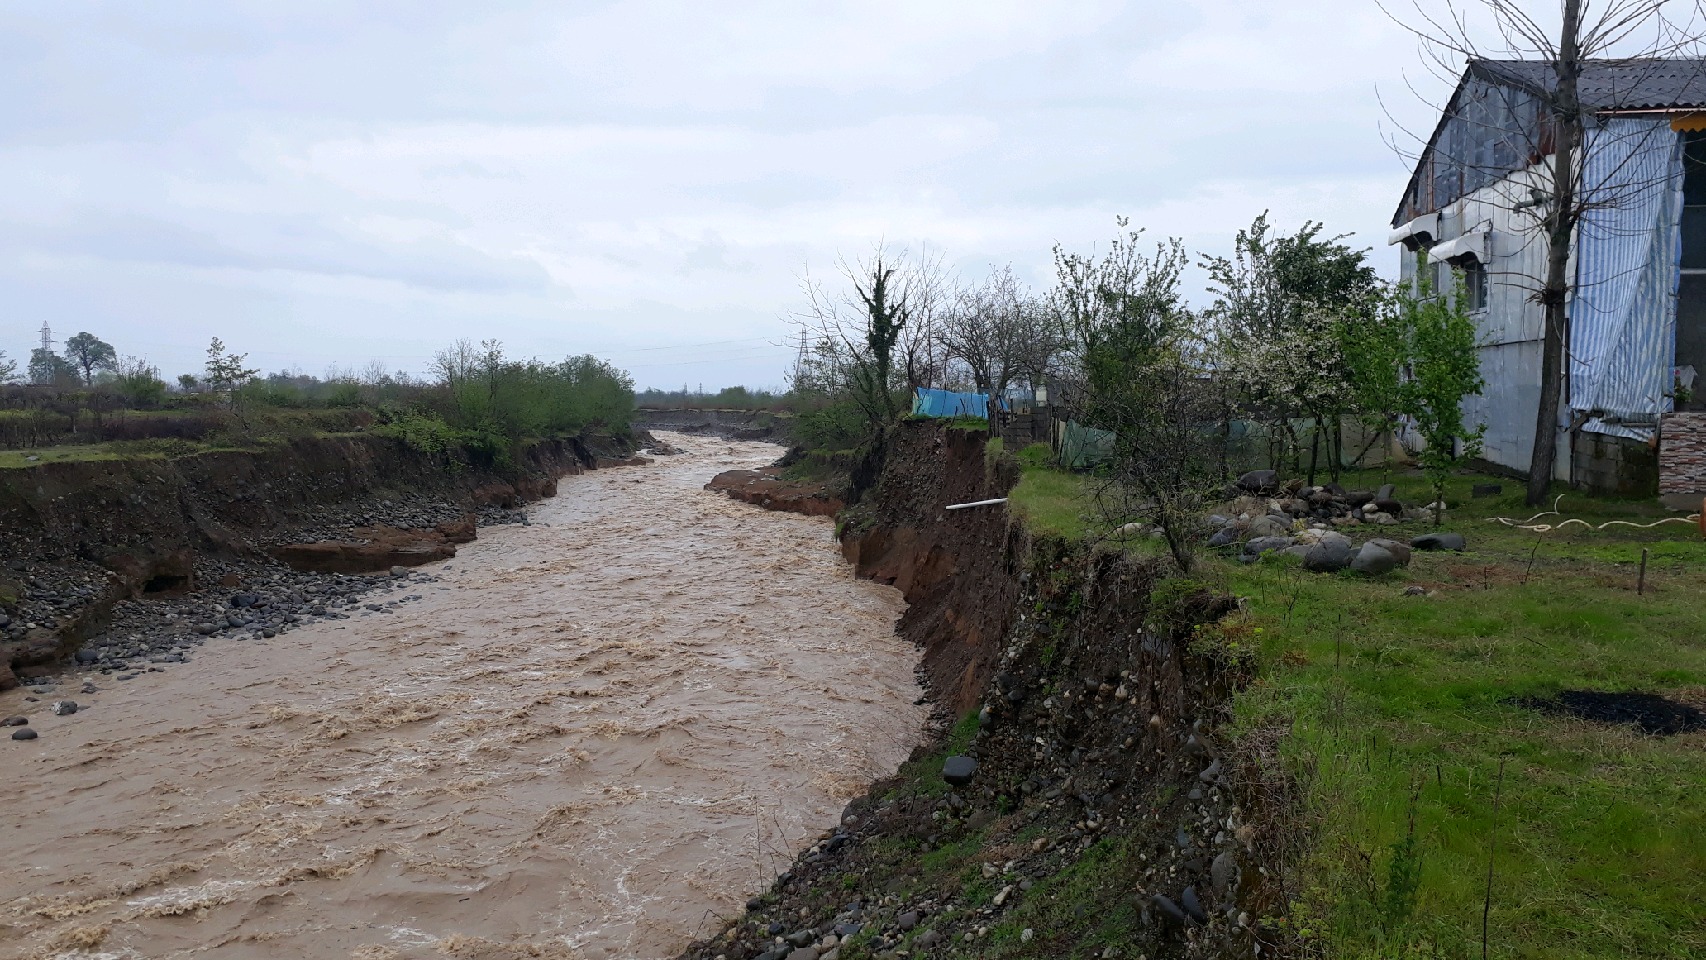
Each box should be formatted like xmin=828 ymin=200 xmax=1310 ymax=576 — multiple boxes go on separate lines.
xmin=1460 ymin=259 xmax=1489 ymax=311
xmin=1432 ymin=257 xmax=1488 ymax=310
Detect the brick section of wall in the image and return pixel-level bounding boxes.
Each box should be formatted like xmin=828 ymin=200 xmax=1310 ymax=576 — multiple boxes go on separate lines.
xmin=1659 ymin=412 xmax=1706 ymax=497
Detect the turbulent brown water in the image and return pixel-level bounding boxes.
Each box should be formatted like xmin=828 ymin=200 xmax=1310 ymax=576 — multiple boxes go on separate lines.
xmin=0 ymin=434 xmax=925 ymax=960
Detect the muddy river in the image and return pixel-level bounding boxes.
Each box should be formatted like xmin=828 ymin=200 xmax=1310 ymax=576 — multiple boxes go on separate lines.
xmin=0 ymin=434 xmax=925 ymax=960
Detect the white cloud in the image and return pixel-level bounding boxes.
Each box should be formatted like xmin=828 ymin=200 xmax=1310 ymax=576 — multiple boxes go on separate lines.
xmin=0 ymin=0 xmax=1459 ymax=389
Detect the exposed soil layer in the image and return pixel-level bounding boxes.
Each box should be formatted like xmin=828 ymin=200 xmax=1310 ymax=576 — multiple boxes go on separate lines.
xmin=1515 ymin=689 xmax=1706 ymax=735
xmin=706 ymin=468 xmax=844 ymax=517
xmin=0 ymin=431 xmax=642 ymax=687
xmin=270 ymin=518 xmax=478 ymax=573
xmin=840 ymin=424 xmax=1022 ymax=714
xmin=679 ymin=422 xmax=1284 ymax=960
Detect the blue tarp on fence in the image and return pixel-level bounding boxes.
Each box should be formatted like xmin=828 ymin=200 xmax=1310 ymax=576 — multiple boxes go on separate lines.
xmin=912 ymin=388 xmax=993 ymax=419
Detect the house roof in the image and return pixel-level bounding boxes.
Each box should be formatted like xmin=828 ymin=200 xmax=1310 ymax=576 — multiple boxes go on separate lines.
xmin=1391 ymin=57 xmax=1706 ymax=225
xmin=1470 ymin=58 xmax=1706 ymax=111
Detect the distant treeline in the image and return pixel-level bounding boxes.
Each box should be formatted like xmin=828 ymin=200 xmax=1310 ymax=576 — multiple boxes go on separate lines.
xmin=0 ymin=335 xmax=633 ymax=467
xmin=634 ymin=385 xmax=786 ymax=411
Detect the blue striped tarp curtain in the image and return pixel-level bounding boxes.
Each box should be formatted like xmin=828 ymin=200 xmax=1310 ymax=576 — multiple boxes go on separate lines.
xmin=1569 ymin=117 xmax=1684 ymax=439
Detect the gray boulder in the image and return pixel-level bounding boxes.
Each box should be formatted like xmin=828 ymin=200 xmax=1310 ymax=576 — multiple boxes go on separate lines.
xmin=1366 ymin=538 xmax=1412 ymax=566
xmin=943 ymin=755 xmax=978 ymax=786
xmin=1350 ymin=542 xmax=1400 ymax=575
xmin=1212 ymin=851 xmax=1239 ymax=897
xmin=1302 ymin=538 xmax=1355 ymax=572
xmin=1410 ymin=532 xmax=1466 ymax=551
xmin=1246 ymin=515 xmax=1290 ymax=538
xmin=1236 ymin=469 xmax=1278 ymax=494
xmin=1243 ymin=536 xmax=1295 ymax=557
xmin=1207 ymin=526 xmax=1241 ymax=548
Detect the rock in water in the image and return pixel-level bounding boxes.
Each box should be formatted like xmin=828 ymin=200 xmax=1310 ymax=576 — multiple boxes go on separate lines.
xmin=49 ymin=700 xmax=77 ymax=716
xmin=11 ymin=728 xmax=37 ymax=741
xmin=1302 ymin=539 xmax=1354 ymax=572
xmin=1410 ymin=532 xmax=1466 ymax=551
xmin=1350 ymin=542 xmax=1400 ymax=575
xmin=942 ymin=756 xmax=978 ymax=786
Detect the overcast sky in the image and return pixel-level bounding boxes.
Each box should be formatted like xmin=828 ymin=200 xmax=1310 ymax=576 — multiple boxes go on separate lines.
xmin=1 ymin=1 xmax=1454 ymax=390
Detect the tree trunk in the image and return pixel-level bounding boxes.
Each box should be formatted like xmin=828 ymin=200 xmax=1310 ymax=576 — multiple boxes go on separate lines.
xmin=1307 ymin=420 xmax=1321 ymax=486
xmin=1526 ymin=0 xmax=1583 ymax=507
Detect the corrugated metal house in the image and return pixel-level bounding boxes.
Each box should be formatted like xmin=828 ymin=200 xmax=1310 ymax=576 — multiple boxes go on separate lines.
xmin=1389 ymin=58 xmax=1706 ymax=495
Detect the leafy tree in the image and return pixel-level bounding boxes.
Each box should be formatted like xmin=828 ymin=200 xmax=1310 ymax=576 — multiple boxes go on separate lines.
xmin=1050 ymin=218 xmax=1189 ymax=410
xmin=1204 ymin=214 xmax=1381 ymax=477
xmin=63 ymin=332 xmax=117 ymax=384
xmin=0 ymin=351 xmax=17 ymax=384
xmin=1051 ymin=218 xmax=1218 ymax=571
xmin=1338 ymin=287 xmax=1409 ymax=470
xmin=114 ymin=356 xmax=168 ymax=407
xmin=28 ymin=348 xmax=77 ymax=386
xmin=203 ymin=337 xmax=260 ymax=393
xmin=177 ymin=373 xmax=199 ymax=392
xmin=1398 ymin=256 xmax=1486 ymax=525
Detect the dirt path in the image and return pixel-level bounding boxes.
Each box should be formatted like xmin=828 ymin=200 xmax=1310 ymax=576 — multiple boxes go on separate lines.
xmin=0 ymin=433 xmax=924 ymax=960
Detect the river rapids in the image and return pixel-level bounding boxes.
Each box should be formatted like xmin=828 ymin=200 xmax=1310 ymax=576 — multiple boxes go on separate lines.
xmin=0 ymin=433 xmax=925 ymax=960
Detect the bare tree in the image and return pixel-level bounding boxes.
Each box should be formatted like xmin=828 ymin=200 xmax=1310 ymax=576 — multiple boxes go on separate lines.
xmin=893 ymin=244 xmax=955 ymax=394
xmin=1384 ymin=0 xmax=1706 ymax=505
xmin=940 ymin=264 xmax=1060 ymax=399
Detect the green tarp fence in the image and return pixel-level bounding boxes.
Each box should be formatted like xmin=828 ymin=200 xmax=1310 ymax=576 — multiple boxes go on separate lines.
xmin=1056 ymin=420 xmax=1115 ymax=469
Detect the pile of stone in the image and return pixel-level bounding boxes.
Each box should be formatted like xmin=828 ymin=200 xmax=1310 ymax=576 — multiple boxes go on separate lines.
xmin=1205 ymin=471 xmax=1469 ymax=575
xmin=1219 ymin=469 xmax=1439 ymax=529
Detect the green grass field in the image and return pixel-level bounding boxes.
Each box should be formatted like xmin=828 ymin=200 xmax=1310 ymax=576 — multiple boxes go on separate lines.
xmin=1001 ymin=443 xmax=1706 ymax=958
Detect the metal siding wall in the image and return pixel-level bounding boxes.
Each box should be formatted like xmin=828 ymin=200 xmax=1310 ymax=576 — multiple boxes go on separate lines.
xmin=1421 ymin=164 xmax=1557 ymax=473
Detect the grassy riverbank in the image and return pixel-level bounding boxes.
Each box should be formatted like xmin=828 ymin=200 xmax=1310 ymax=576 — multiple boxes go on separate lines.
xmin=1006 ymin=448 xmax=1706 ymax=958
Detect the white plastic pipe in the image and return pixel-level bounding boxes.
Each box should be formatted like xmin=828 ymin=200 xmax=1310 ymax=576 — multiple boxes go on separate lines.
xmin=945 ymin=498 xmax=1009 ymax=511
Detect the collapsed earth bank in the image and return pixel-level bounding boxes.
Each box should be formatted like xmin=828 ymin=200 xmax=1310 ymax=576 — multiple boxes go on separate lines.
xmin=692 ymin=421 xmax=1287 ymax=960
xmin=0 ymin=430 xmax=645 ymax=688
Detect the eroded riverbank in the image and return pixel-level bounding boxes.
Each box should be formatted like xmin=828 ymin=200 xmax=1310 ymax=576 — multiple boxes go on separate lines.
xmin=0 ymin=433 xmax=926 ymax=960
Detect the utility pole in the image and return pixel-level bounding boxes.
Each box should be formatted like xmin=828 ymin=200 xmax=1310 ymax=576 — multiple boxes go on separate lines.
xmin=38 ymin=322 xmax=54 ymax=354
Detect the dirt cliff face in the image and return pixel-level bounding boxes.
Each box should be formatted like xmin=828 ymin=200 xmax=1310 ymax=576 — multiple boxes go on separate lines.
xmin=839 ymin=421 xmax=1022 ymax=714
xmin=688 ymin=421 xmax=1283 ymax=959
xmin=0 ymin=431 xmax=638 ymax=687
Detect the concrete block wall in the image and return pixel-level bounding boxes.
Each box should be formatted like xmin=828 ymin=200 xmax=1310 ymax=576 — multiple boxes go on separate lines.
xmin=1572 ymin=430 xmax=1659 ymax=497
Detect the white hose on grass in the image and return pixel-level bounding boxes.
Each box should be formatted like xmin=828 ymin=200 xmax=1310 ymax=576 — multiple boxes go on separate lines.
xmin=1486 ymin=494 xmax=1701 ymax=533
